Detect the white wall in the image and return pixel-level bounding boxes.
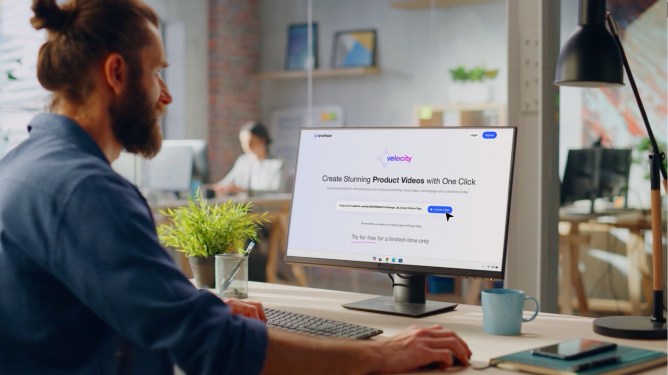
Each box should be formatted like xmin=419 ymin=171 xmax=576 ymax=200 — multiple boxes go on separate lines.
xmin=558 ymin=0 xmax=583 ymax=177
xmin=145 ymin=0 xmax=209 ymax=141
xmin=259 ymin=0 xmax=507 ymax=127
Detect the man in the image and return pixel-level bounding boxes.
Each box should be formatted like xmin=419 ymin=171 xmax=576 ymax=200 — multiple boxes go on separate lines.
xmin=0 ymin=0 xmax=472 ymax=374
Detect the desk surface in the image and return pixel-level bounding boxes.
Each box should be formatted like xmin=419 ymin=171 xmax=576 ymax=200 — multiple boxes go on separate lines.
xmin=246 ymin=282 xmax=666 ymax=374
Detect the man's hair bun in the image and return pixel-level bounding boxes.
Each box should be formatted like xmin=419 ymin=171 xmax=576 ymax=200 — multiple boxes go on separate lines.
xmin=30 ymin=0 xmax=69 ymax=32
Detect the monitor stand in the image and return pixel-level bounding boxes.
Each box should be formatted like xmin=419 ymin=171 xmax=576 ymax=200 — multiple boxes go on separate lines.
xmin=342 ymin=274 xmax=458 ymax=317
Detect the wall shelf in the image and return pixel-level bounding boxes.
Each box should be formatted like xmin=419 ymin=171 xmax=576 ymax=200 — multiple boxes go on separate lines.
xmin=417 ymin=102 xmax=507 ymax=127
xmin=391 ymin=0 xmax=498 ymax=10
xmin=254 ymin=67 xmax=380 ymax=81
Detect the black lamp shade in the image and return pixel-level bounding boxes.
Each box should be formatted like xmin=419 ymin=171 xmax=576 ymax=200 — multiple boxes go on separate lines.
xmin=554 ymin=0 xmax=624 ymax=87
xmin=555 ymin=24 xmax=624 ymax=87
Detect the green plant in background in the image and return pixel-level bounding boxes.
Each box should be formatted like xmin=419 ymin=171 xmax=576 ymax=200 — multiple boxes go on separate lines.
xmin=450 ymin=65 xmax=499 ymax=82
xmin=158 ymin=192 xmax=270 ymax=257
xmin=633 ymin=138 xmax=667 ymax=180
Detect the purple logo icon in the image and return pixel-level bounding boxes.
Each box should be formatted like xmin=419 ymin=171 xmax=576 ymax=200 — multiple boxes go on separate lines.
xmin=377 ymin=148 xmax=413 ymax=168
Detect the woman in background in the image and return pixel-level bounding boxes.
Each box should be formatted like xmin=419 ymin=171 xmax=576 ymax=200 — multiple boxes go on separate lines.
xmin=212 ymin=121 xmax=283 ymax=196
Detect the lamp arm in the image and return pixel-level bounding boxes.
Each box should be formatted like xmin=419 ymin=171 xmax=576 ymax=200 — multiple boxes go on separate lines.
xmin=606 ymin=12 xmax=666 ymax=323
xmin=605 ymin=12 xmax=667 ymax=191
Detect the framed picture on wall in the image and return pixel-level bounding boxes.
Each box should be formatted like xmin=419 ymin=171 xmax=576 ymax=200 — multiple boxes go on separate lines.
xmin=332 ymin=29 xmax=377 ymax=68
xmin=285 ymin=23 xmax=318 ymax=71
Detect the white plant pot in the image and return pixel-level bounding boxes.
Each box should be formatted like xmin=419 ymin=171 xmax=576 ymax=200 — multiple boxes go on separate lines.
xmin=448 ymin=82 xmax=491 ymax=104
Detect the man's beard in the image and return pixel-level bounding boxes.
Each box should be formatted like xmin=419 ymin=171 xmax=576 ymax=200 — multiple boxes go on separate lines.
xmin=109 ymin=73 xmax=163 ymax=159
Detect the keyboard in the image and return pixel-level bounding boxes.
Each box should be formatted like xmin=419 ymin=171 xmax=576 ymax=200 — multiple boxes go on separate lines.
xmin=265 ymin=307 xmax=383 ymax=339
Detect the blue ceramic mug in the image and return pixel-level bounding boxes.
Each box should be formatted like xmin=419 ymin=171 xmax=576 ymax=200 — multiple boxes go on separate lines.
xmin=481 ymin=288 xmax=540 ymax=335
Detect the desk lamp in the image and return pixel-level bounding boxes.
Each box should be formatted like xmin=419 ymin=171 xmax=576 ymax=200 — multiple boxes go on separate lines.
xmin=554 ymin=0 xmax=666 ymax=339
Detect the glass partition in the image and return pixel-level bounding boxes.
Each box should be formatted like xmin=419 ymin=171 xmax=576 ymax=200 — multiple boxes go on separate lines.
xmin=259 ymin=0 xmax=508 ymax=190
xmin=257 ymin=0 xmax=508 ymax=295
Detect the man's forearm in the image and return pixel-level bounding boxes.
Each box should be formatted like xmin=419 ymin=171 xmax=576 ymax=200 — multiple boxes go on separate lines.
xmin=261 ymin=328 xmax=380 ymax=375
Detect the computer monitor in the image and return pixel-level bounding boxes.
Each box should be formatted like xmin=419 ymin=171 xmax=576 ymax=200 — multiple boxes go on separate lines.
xmin=144 ymin=143 xmax=194 ymax=194
xmin=285 ymin=127 xmax=517 ymax=317
xmin=598 ymin=148 xmax=631 ymax=205
xmin=560 ymin=148 xmax=631 ymax=213
xmin=112 ymin=151 xmax=143 ymax=186
xmin=560 ymin=149 xmax=602 ymax=212
xmin=161 ymin=139 xmax=209 ymax=183
xmin=143 ymin=139 xmax=209 ymax=197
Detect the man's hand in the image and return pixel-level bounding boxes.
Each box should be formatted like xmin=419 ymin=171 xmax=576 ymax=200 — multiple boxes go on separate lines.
xmin=374 ymin=325 xmax=472 ymax=373
xmin=223 ymin=298 xmax=267 ymax=322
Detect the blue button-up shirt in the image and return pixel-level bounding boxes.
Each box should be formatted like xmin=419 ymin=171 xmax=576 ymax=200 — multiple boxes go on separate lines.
xmin=0 ymin=113 xmax=267 ymax=374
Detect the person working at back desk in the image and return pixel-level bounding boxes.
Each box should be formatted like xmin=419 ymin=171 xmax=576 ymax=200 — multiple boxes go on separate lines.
xmin=0 ymin=1 xmax=471 ymax=373
xmin=211 ymin=121 xmax=284 ymax=197
xmin=210 ymin=121 xmax=285 ymax=281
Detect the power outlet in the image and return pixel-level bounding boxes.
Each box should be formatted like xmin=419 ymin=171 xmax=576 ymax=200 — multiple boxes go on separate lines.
xmin=520 ymin=33 xmax=540 ymax=113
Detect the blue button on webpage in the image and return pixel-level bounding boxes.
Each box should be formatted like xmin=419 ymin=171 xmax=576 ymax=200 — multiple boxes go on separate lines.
xmin=427 ymin=206 xmax=452 ymax=214
xmin=483 ymin=131 xmax=497 ymax=139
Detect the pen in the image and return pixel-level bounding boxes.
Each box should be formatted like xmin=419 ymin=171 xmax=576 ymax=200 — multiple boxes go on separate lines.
xmin=568 ymin=355 xmax=621 ymax=372
xmin=217 ymin=242 xmax=255 ymax=295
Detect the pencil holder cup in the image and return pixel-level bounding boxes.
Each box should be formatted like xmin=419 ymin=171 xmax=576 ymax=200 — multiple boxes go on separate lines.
xmin=215 ymin=254 xmax=248 ymax=299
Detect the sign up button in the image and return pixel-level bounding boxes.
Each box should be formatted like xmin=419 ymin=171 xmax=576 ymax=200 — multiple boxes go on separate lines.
xmin=482 ymin=131 xmax=497 ymax=139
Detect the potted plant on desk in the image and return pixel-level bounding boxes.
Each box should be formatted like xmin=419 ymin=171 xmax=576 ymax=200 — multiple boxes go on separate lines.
xmin=157 ymin=192 xmax=269 ymax=288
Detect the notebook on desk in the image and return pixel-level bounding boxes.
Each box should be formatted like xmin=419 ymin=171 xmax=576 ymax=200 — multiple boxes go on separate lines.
xmin=490 ymin=343 xmax=666 ymax=375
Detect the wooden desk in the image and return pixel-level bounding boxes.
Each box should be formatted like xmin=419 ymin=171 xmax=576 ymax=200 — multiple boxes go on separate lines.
xmin=152 ymin=193 xmax=307 ymax=286
xmin=246 ymin=282 xmax=666 ymax=374
xmin=558 ymin=210 xmax=657 ymax=316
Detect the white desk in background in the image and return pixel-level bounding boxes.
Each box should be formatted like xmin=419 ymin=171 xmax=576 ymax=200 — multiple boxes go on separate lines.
xmin=246 ymin=282 xmax=666 ymax=374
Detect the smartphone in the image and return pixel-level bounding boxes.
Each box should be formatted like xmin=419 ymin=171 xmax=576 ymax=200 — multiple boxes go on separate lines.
xmin=531 ymin=339 xmax=617 ymax=360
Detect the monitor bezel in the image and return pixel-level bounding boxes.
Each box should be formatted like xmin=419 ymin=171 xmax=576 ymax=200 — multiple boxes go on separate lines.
xmin=284 ymin=126 xmax=517 ymax=281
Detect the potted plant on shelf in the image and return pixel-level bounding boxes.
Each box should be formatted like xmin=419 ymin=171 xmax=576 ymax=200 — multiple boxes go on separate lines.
xmin=157 ymin=192 xmax=269 ymax=288
xmin=448 ymin=65 xmax=499 ymax=104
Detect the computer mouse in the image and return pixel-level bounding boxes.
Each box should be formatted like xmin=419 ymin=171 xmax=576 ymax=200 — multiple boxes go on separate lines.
xmin=421 ymin=356 xmax=464 ymax=370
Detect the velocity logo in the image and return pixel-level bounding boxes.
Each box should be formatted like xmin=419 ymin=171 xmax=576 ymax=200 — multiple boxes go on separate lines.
xmin=377 ymin=149 xmax=413 ymax=168
xmin=313 ymin=133 xmax=332 ymax=139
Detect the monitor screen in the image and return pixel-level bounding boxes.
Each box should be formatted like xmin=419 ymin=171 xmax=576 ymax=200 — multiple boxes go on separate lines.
xmin=560 ymin=149 xmax=602 ymax=208
xmin=144 ymin=143 xmax=194 ymax=193
xmin=560 ymin=148 xmax=631 ymax=212
xmin=285 ymin=127 xmax=517 ymax=316
xmin=598 ymin=149 xmax=631 ymax=202
xmin=112 ymin=151 xmax=143 ymax=186
xmin=161 ymin=139 xmax=209 ymax=183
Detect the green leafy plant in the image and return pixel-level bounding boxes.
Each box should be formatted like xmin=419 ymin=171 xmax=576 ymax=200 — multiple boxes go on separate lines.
xmin=450 ymin=65 xmax=499 ymax=82
xmin=158 ymin=193 xmax=270 ymax=257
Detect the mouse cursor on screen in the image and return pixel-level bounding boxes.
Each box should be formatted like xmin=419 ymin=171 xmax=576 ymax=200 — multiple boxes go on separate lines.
xmin=446 ymin=213 xmax=454 ymax=221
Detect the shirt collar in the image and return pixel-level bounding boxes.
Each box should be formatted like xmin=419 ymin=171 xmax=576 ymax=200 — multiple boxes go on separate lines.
xmin=28 ymin=113 xmax=109 ymax=164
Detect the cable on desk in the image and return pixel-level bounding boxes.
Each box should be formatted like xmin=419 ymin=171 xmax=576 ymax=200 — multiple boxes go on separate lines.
xmin=387 ymin=273 xmax=414 ymax=288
